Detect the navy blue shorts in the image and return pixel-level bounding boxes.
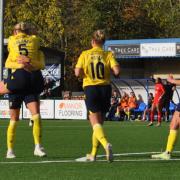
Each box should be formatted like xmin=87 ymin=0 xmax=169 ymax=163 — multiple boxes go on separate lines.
xmin=176 ymin=103 xmax=180 ymax=112
xmin=84 ymin=85 xmax=112 ymax=113
xmin=4 ymin=69 xmax=44 ymax=94
xmin=9 ymin=93 xmax=39 ymax=109
xmin=4 ymin=69 xmax=44 ymax=109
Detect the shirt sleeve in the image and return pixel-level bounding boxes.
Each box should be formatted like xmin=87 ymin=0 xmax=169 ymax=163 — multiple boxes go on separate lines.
xmin=7 ymin=36 xmax=13 ymax=52
xmin=31 ymin=50 xmax=45 ymax=70
xmin=108 ymin=51 xmax=119 ymax=68
xmin=75 ymin=52 xmax=85 ymax=69
xmin=30 ymin=36 xmax=45 ymax=70
xmin=5 ymin=36 xmax=23 ymax=69
xmin=32 ymin=35 xmax=40 ymax=49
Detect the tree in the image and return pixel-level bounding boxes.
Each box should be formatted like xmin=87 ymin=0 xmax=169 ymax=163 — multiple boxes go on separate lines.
xmin=4 ymin=0 xmax=180 ymax=91
xmin=143 ymin=0 xmax=180 ymax=37
xmin=4 ymin=0 xmax=64 ymax=49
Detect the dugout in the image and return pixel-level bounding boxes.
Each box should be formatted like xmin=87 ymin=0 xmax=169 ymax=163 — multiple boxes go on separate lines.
xmin=3 ymin=40 xmax=65 ymax=97
xmin=104 ymin=38 xmax=180 ymax=104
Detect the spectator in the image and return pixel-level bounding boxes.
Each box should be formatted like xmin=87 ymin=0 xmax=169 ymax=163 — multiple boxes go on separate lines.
xmin=137 ymin=94 xmax=144 ymax=105
xmin=111 ymin=89 xmax=120 ymax=103
xmin=116 ymin=92 xmax=129 ymax=120
xmin=63 ymin=91 xmax=72 ymax=100
xmin=125 ymin=92 xmax=137 ymax=121
xmin=142 ymin=93 xmax=154 ymax=121
xmin=40 ymin=78 xmax=54 ymax=98
xmin=105 ymin=89 xmax=121 ymax=121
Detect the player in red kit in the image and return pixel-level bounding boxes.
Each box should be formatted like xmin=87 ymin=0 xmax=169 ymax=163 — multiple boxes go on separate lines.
xmin=148 ymin=78 xmax=165 ymax=127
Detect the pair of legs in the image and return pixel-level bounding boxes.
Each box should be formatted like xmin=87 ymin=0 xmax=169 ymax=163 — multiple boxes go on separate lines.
xmin=115 ymin=106 xmax=123 ymax=117
xmin=7 ymin=96 xmax=46 ymax=158
xmin=163 ymin=100 xmax=170 ymax=122
xmin=88 ymin=111 xmax=113 ymax=162
xmin=142 ymin=108 xmax=148 ymax=121
xmin=84 ymin=85 xmax=113 ymax=162
xmin=142 ymin=105 xmax=152 ymax=121
xmin=116 ymin=106 xmax=128 ymax=120
xmin=152 ymin=108 xmax=180 ymax=160
xmin=124 ymin=107 xmax=130 ymax=120
xmin=148 ymin=103 xmax=162 ymax=126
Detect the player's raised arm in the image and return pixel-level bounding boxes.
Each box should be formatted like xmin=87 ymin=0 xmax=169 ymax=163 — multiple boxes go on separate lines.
xmin=167 ymin=74 xmax=180 ymax=85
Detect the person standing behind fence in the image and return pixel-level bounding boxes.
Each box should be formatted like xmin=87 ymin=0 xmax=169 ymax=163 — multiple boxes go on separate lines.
xmin=125 ymin=92 xmax=137 ymax=121
xmin=148 ymin=78 xmax=165 ymax=127
xmin=115 ymin=92 xmax=129 ymax=119
xmin=75 ymin=29 xmax=120 ymax=162
xmin=142 ymin=93 xmax=154 ymax=121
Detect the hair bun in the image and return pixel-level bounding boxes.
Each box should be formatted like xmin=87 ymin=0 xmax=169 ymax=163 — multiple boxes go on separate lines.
xmin=14 ymin=22 xmax=29 ymax=31
xmin=92 ymin=29 xmax=106 ymax=45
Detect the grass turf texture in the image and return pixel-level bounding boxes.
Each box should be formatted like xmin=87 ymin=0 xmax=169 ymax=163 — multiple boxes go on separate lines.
xmin=0 ymin=120 xmax=180 ymax=180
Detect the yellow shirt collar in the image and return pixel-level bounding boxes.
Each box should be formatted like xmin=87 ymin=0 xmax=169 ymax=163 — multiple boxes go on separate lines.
xmin=15 ymin=32 xmax=27 ymax=37
xmin=91 ymin=46 xmax=103 ymax=51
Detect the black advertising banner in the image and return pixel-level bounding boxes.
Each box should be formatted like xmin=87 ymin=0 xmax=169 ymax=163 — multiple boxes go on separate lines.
xmin=176 ymin=43 xmax=180 ymax=56
xmin=107 ymin=44 xmax=140 ymax=58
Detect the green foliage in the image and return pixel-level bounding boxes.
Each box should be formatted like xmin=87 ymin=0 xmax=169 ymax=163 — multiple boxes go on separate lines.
xmin=143 ymin=0 xmax=180 ymax=37
xmin=4 ymin=0 xmax=64 ymax=49
xmin=4 ymin=0 xmax=180 ymax=91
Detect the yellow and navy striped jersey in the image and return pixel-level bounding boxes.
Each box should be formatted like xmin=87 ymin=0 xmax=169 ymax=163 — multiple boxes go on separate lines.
xmin=5 ymin=33 xmax=45 ymax=70
xmin=76 ymin=46 xmax=119 ymax=87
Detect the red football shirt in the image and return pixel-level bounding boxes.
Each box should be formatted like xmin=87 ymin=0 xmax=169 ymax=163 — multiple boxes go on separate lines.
xmin=154 ymin=83 xmax=165 ymax=104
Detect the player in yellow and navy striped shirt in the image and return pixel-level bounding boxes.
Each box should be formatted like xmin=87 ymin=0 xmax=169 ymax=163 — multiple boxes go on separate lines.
xmin=75 ymin=29 xmax=120 ymax=162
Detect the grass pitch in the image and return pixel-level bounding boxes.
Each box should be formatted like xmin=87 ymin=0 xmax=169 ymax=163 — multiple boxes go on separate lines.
xmin=0 ymin=120 xmax=180 ymax=180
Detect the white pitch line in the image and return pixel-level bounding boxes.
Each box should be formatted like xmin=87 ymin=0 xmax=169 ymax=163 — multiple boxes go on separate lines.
xmin=0 ymin=160 xmax=76 ymax=164
xmin=97 ymin=151 xmax=180 ymax=158
xmin=1 ymin=151 xmax=180 ymax=164
xmin=2 ymin=158 xmax=180 ymax=164
xmin=97 ymin=159 xmax=180 ymax=162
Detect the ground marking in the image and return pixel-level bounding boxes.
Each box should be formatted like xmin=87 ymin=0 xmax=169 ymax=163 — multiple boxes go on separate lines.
xmin=1 ymin=151 xmax=180 ymax=164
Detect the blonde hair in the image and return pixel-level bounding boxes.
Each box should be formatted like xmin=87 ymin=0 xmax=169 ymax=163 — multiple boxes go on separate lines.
xmin=13 ymin=22 xmax=30 ymax=33
xmin=92 ymin=29 xmax=106 ymax=45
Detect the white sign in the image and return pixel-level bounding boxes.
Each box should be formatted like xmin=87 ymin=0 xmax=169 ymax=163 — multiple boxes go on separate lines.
xmin=0 ymin=100 xmax=22 ymax=119
xmin=140 ymin=43 xmax=176 ymax=57
xmin=41 ymin=64 xmax=61 ymax=80
xmin=23 ymin=100 xmax=54 ymax=119
xmin=0 ymin=100 xmax=10 ymax=118
xmin=55 ymin=100 xmax=87 ymax=120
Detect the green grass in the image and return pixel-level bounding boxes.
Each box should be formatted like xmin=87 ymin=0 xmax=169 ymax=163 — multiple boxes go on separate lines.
xmin=0 ymin=120 xmax=180 ymax=180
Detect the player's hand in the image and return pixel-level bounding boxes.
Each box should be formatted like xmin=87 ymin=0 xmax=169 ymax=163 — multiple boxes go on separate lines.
xmin=167 ymin=74 xmax=175 ymax=84
xmin=23 ymin=63 xmax=34 ymax=72
xmin=17 ymin=55 xmax=31 ymax=64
